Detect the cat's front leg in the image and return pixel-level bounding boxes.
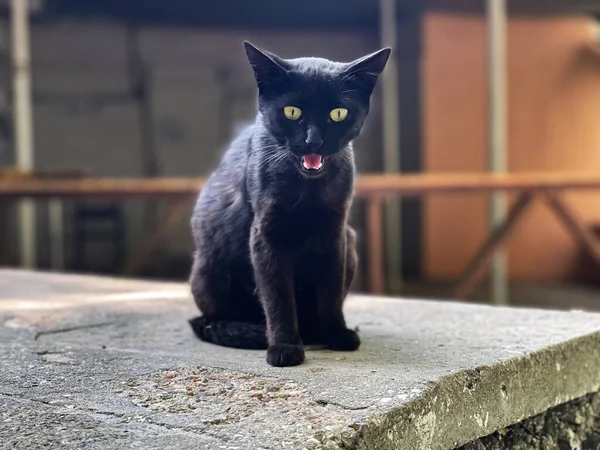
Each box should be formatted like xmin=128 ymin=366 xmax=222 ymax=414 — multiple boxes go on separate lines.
xmin=316 ymin=238 xmax=361 ymax=352
xmin=250 ymin=224 xmax=305 ymax=367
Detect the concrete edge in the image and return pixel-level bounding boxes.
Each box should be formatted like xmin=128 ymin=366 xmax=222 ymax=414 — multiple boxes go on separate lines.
xmin=306 ymin=329 xmax=600 ymax=450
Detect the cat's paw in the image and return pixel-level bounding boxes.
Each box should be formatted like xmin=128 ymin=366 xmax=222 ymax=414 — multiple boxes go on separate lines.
xmin=266 ymin=344 xmax=305 ymax=367
xmin=188 ymin=316 xmax=210 ymax=341
xmin=323 ymin=328 xmax=361 ymax=351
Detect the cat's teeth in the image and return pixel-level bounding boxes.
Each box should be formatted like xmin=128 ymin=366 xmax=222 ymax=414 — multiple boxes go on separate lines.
xmin=301 ymin=154 xmax=323 ymax=170
xmin=302 ymin=160 xmax=323 ymax=170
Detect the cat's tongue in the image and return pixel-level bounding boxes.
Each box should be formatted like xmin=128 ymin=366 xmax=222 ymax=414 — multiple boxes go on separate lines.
xmin=302 ymin=154 xmax=323 ymax=170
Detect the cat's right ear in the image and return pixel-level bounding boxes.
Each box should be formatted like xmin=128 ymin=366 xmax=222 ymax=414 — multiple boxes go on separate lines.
xmin=244 ymin=41 xmax=289 ymax=93
xmin=343 ymin=48 xmax=391 ymax=95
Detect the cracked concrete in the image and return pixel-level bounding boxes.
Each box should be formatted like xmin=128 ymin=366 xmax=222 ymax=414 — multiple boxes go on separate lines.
xmin=2 ymin=269 xmax=600 ymax=449
xmin=1 ymin=393 xmax=219 ymax=449
xmin=34 ymin=321 xmax=116 ymax=340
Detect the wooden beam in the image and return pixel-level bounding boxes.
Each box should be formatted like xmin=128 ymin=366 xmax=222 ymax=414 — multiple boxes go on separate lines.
xmin=544 ymin=192 xmax=600 ymax=268
xmin=0 ymin=177 xmax=206 ymax=198
xmin=356 ymin=173 xmax=600 ymax=196
xmin=6 ymin=173 xmax=600 ymax=199
xmin=454 ymin=192 xmax=534 ymax=300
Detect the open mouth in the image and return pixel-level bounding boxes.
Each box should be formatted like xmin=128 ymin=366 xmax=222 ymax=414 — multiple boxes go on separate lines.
xmin=301 ymin=154 xmax=324 ymax=172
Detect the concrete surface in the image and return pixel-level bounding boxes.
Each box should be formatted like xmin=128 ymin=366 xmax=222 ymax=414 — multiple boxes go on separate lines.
xmin=1 ymin=269 xmax=600 ymax=449
xmin=402 ymin=280 xmax=600 ymax=313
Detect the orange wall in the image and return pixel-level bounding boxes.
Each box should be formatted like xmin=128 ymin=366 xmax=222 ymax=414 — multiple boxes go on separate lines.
xmin=423 ymin=13 xmax=600 ymax=281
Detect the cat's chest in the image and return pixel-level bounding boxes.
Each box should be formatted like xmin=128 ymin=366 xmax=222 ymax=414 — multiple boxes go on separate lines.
xmin=264 ymin=204 xmax=344 ymax=251
xmin=281 ymin=176 xmax=351 ymax=207
xmin=254 ymin=173 xmax=352 ymax=248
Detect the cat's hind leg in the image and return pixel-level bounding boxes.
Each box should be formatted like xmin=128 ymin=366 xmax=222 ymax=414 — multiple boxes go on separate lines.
xmin=189 ymin=252 xmax=267 ymax=350
xmin=188 ymin=316 xmax=267 ymax=350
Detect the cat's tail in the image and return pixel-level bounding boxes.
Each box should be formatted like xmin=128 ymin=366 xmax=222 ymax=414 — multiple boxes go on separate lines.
xmin=188 ymin=316 xmax=268 ymax=350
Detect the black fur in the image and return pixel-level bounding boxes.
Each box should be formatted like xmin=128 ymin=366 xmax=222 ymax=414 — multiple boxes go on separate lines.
xmin=189 ymin=42 xmax=390 ymax=367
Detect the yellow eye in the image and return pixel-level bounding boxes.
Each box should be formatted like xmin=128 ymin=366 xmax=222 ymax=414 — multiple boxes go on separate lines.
xmin=283 ymin=106 xmax=302 ymax=120
xmin=330 ymin=108 xmax=348 ymax=122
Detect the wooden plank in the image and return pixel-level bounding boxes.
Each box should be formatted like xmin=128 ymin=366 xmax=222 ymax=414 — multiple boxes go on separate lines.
xmin=4 ymin=172 xmax=600 ymax=199
xmin=5 ymin=173 xmax=600 ymax=294
xmin=357 ymin=172 xmax=600 ymax=196
xmin=454 ymin=192 xmax=534 ymax=300
xmin=0 ymin=177 xmax=205 ymax=198
xmin=366 ymin=197 xmax=385 ymax=294
xmin=544 ymin=192 xmax=600 ymax=268
xmin=0 ymin=168 xmax=86 ymax=179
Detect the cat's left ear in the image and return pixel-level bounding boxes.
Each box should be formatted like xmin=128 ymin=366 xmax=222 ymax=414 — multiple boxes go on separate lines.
xmin=344 ymin=48 xmax=391 ymax=94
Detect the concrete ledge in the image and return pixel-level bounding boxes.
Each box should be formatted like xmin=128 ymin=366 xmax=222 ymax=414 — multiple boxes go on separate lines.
xmin=1 ymin=270 xmax=600 ymax=449
xmin=355 ymin=332 xmax=600 ymax=449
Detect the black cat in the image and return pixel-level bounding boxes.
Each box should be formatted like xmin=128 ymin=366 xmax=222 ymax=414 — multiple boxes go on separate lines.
xmin=189 ymin=42 xmax=390 ymax=367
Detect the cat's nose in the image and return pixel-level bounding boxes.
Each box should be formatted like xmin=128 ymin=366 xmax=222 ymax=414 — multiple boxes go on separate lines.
xmin=305 ymin=127 xmax=323 ymax=152
xmin=305 ymin=139 xmax=323 ymax=153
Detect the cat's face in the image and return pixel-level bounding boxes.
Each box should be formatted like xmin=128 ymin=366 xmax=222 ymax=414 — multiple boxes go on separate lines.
xmin=245 ymin=42 xmax=390 ymax=177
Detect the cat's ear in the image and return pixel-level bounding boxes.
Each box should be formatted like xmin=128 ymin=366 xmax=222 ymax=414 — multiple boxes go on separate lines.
xmin=343 ymin=48 xmax=391 ymax=94
xmin=244 ymin=41 xmax=290 ymax=94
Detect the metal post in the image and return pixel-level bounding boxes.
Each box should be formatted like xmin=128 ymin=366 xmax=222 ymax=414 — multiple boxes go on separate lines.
xmin=48 ymin=199 xmax=64 ymax=270
xmin=11 ymin=0 xmax=36 ymax=268
xmin=487 ymin=0 xmax=508 ymax=305
xmin=379 ymin=0 xmax=402 ymax=292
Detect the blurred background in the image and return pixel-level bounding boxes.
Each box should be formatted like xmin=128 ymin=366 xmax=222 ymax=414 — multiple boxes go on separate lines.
xmin=3 ymin=0 xmax=600 ymax=310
